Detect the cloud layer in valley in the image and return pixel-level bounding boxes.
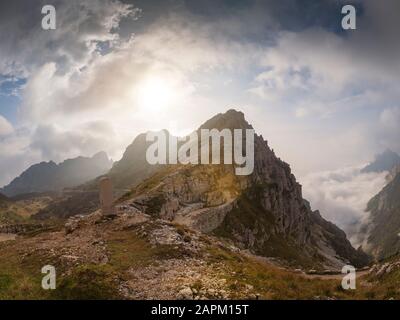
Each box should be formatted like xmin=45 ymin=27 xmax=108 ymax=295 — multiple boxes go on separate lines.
xmin=301 ymin=166 xmax=388 ymax=245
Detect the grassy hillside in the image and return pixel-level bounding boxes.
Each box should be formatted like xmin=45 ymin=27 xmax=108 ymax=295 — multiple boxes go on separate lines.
xmin=0 ymin=196 xmax=52 ymax=225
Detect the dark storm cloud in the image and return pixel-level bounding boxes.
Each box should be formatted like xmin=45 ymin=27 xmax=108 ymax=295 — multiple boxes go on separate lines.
xmin=124 ymin=0 xmax=348 ymax=29
xmin=0 ymin=0 xmax=137 ymax=76
xmin=184 ymin=0 xmax=348 ymax=31
xmin=117 ymin=0 xmax=353 ymax=44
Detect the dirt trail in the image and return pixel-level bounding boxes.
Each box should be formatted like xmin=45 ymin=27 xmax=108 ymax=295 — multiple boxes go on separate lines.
xmin=243 ymin=251 xmax=371 ymax=281
xmin=299 ymin=269 xmax=370 ymax=280
xmin=0 ymin=233 xmax=16 ymax=242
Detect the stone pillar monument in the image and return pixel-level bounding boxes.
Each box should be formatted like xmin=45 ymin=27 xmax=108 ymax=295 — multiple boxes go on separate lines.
xmin=99 ymin=176 xmax=115 ymax=216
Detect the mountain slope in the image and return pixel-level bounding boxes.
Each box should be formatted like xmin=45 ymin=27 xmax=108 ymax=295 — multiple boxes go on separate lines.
xmin=0 ymin=210 xmax=381 ymax=299
xmin=108 ymin=131 xmax=171 ymax=189
xmin=362 ymin=172 xmax=400 ymax=260
xmin=0 ymin=191 xmax=52 ymax=225
xmin=0 ymin=193 xmax=10 ymax=209
xmin=118 ymin=109 xmax=369 ymax=269
xmin=387 ymin=164 xmax=400 ymax=183
xmin=1 ymin=152 xmax=113 ymax=197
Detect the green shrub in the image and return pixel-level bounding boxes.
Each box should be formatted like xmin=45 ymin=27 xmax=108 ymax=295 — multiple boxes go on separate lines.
xmin=54 ymin=265 xmax=119 ymax=300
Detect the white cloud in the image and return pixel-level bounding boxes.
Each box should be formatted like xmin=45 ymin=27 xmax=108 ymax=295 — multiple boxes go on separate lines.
xmin=29 ymin=123 xmax=119 ymax=163
xmin=301 ymin=165 xmax=387 ymax=246
xmin=249 ymin=0 xmax=400 ymax=123
xmin=0 ymin=0 xmax=138 ymax=77
xmin=0 ymin=115 xmax=13 ymax=136
xmin=380 ymin=107 xmax=400 ymax=131
xmin=0 ymin=128 xmax=40 ymax=187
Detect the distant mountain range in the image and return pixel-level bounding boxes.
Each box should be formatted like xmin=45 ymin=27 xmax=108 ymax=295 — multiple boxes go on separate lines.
xmin=361 ymin=149 xmax=400 ymax=173
xmin=34 ymin=132 xmax=171 ymax=220
xmin=0 ymin=152 xmax=113 ymax=197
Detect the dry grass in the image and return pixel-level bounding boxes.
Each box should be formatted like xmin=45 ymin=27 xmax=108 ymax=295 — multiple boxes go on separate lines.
xmin=0 ymin=223 xmax=398 ymax=300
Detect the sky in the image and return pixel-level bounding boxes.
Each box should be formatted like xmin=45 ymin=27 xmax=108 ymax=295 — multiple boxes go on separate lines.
xmin=0 ymin=0 xmax=399 ymax=239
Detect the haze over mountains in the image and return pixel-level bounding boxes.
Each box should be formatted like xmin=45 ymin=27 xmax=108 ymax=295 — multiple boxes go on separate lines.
xmin=300 ymin=148 xmax=400 ymax=248
xmin=360 ymin=172 xmax=400 ymax=259
xmin=355 ymin=150 xmax=400 ymax=260
xmin=361 ymin=149 xmax=400 ymax=174
xmin=0 ymin=152 xmax=113 ymax=197
xmin=33 ymin=134 xmax=167 ymax=220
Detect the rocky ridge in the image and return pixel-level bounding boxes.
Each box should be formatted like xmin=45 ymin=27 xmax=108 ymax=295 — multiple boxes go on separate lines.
xmin=118 ymin=109 xmax=369 ymax=269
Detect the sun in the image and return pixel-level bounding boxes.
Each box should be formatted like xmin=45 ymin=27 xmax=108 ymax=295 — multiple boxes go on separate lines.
xmin=136 ymin=76 xmax=174 ymax=114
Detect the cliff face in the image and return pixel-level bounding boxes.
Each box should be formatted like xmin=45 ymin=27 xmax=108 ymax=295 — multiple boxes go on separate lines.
xmin=386 ymin=164 xmax=400 ymax=183
xmin=1 ymin=152 xmax=113 ymax=197
xmin=119 ymin=110 xmax=369 ymax=269
xmin=361 ymin=172 xmax=400 ymax=260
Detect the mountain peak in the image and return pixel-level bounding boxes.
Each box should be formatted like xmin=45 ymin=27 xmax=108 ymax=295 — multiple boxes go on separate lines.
xmin=361 ymin=149 xmax=400 ymax=173
xmin=92 ymin=151 xmax=108 ymax=159
xmin=199 ymin=109 xmax=252 ymax=131
xmin=381 ymin=148 xmax=399 ymax=158
xmin=91 ymin=151 xmax=113 ymax=166
xmin=111 ymin=109 xmax=369 ymax=268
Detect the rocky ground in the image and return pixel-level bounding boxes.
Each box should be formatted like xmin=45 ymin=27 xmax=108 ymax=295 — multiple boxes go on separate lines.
xmin=0 ymin=205 xmax=399 ymax=300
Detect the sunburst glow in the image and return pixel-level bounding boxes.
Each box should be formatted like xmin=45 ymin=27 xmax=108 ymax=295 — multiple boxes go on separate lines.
xmin=136 ymin=76 xmax=174 ymax=114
